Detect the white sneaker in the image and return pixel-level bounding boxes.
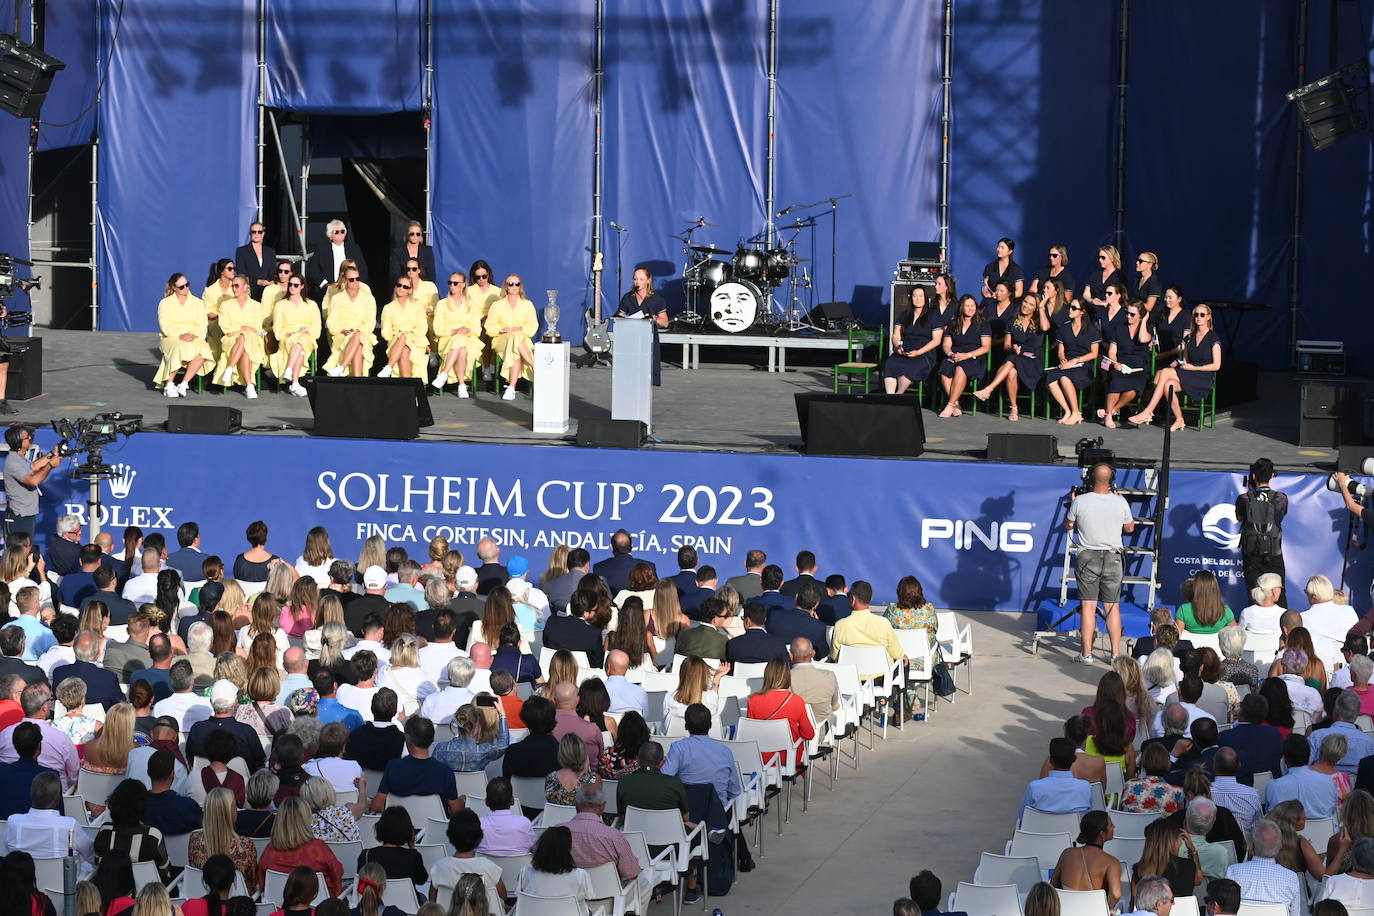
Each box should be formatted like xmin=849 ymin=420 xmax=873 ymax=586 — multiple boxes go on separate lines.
xmin=163 ymin=382 xmax=180 ymax=398
xmin=378 ymin=365 xmax=393 ymax=378
xmin=326 ymin=365 xmax=345 ymax=377
xmin=502 ymin=385 xmax=516 ymax=401
xmin=457 ymin=383 xmax=469 ymax=399
xmin=1076 ymin=654 xmax=1094 ymax=664
xmin=176 ymin=380 xmax=190 ymax=397
xmin=282 ymin=367 xmax=293 ymax=383
xmin=289 ymin=382 xmax=307 ymax=397
xmin=219 ymin=367 xmax=233 ymax=384
xmin=432 ymin=372 xmax=448 ymax=390
xmin=244 ymin=384 xmax=257 ymax=399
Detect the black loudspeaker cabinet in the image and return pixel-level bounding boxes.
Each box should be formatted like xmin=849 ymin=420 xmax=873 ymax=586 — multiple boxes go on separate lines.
xmin=576 ymin=418 xmax=646 ymax=449
xmin=168 ymin=405 xmax=241 ymax=435
xmin=986 ymin=433 xmax=1059 ymax=464
xmin=5 ymin=336 xmax=41 ymax=400
xmin=1300 ymin=381 xmax=1359 ymax=448
xmin=793 ymin=392 xmax=925 ymax=458
xmin=808 ymin=301 xmax=854 ymax=328
xmin=309 ymin=376 xmax=433 ymax=440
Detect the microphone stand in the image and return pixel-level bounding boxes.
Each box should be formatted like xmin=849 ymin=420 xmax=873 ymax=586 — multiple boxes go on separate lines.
xmin=824 ymin=194 xmax=852 ymax=304
xmin=611 ymin=223 xmax=628 ymax=308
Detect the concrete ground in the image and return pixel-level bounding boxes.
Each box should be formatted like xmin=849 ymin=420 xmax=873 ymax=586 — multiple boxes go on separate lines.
xmin=656 ymin=611 xmax=1100 ymax=915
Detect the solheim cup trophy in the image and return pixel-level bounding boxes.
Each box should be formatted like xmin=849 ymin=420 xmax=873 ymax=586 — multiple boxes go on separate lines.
xmin=542 ymin=289 xmax=561 ymax=342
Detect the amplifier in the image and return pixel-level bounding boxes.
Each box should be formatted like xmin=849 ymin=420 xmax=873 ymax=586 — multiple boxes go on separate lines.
xmin=1296 ymin=340 xmax=1346 ymax=376
xmin=896 ymin=260 xmax=943 ymax=283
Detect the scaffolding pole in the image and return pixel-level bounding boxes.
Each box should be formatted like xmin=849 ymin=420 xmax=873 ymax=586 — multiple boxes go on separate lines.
xmin=938 ymin=0 xmax=952 ymax=260
xmin=255 ymin=0 xmax=264 ymax=218
xmin=1290 ymin=0 xmax=1308 ymax=364
xmin=267 ymin=110 xmax=305 ymax=257
xmin=423 ymin=0 xmax=433 ymax=231
xmin=764 ymin=0 xmax=778 ymax=247
xmin=1113 ymin=0 xmax=1130 ymax=249
xmin=591 ymin=0 xmax=603 ymax=286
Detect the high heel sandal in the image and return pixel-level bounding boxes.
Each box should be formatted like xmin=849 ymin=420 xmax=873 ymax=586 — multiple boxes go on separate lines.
xmin=1128 ymin=410 xmax=1153 ymax=425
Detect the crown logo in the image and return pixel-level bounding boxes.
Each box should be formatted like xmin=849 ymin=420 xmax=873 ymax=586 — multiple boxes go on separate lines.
xmin=107 ymin=463 xmax=137 ymax=499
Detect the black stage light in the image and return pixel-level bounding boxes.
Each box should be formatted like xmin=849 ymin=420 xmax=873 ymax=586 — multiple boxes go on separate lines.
xmin=1287 ymin=63 xmax=1367 ymax=151
xmin=0 ymin=32 xmax=66 ymax=120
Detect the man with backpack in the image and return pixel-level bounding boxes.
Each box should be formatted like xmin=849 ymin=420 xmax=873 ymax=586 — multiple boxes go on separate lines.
xmin=1235 ymin=457 xmax=1287 ymax=605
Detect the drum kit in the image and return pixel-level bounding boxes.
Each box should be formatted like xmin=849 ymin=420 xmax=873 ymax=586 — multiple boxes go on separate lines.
xmin=674 ymin=217 xmax=814 ymax=334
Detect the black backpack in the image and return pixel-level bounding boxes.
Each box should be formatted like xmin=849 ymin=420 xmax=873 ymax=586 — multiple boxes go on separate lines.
xmin=1241 ymin=490 xmax=1282 ymax=556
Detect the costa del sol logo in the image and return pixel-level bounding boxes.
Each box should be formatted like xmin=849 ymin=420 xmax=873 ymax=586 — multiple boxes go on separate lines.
xmin=107 ymin=463 xmax=137 ymax=499
xmin=1201 ymin=503 xmax=1241 ymax=550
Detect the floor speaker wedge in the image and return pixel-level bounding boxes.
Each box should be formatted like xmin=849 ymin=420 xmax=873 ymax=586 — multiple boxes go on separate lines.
xmin=308 ymin=376 xmax=433 ymax=440
xmin=576 ymin=418 xmax=646 ymax=449
xmin=168 ymin=405 xmax=241 ymax=435
xmin=986 ymin=433 xmax=1059 ymax=464
xmin=793 ymin=393 xmax=924 ymax=457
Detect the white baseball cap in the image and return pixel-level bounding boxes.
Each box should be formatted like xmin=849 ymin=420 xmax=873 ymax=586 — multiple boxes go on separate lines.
xmin=363 ymin=565 xmax=387 ymax=588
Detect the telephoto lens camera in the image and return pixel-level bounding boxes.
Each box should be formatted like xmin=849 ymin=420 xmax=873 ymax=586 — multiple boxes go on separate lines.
xmin=1072 ymin=437 xmax=1116 ymax=496
xmin=1328 ymin=457 xmax=1374 ymax=501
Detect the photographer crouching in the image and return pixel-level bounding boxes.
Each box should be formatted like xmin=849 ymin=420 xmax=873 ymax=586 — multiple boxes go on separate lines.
xmin=1066 ymin=463 xmax=1135 ymax=663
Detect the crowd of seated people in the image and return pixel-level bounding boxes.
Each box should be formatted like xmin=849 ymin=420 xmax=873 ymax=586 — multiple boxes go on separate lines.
xmin=0 ymin=517 xmax=951 ymax=913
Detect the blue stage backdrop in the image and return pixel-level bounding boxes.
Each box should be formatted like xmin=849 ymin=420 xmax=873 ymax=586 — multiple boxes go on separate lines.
xmin=28 ymin=431 xmax=1371 ymax=614
xmin=95 ymin=0 xmax=258 ymax=333
xmin=33 ymin=0 xmax=98 ymax=152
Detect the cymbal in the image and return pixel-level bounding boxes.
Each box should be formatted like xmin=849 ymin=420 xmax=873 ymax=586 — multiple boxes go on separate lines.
xmin=691 ymin=245 xmax=731 ymax=255
xmin=670 ymin=235 xmax=689 ymax=243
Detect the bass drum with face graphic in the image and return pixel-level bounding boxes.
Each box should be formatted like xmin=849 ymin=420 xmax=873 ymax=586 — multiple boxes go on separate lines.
xmin=709 ymin=280 xmax=764 ymax=334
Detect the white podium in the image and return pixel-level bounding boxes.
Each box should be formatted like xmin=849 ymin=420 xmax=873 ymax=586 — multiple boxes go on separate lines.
xmin=611 ymin=317 xmax=653 ymax=434
xmin=532 ymin=341 xmax=571 ymax=434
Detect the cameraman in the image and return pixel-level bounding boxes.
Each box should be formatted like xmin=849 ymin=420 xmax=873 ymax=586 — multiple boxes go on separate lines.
xmin=1066 ymin=463 xmax=1135 ymax=663
xmin=2 ymin=425 xmax=58 ymax=536
xmin=1235 ymin=457 xmax=1287 ymax=604
xmin=1333 ymin=471 xmax=1369 ymax=525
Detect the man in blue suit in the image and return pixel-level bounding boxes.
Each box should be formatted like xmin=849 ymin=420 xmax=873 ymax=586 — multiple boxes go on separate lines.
xmin=725 ymin=603 xmax=789 ymax=664
xmin=165 ymin=521 xmax=208 ymax=585
xmin=780 ymin=550 xmax=823 ymax=599
xmin=1216 ymin=692 xmax=1285 ymax=783
xmin=767 ymin=583 xmax=830 ymax=659
xmin=593 ymin=529 xmax=655 ymax=595
xmin=817 ymin=574 xmax=852 ymax=626
xmin=754 ymin=566 xmax=793 ymax=616
xmin=669 ymin=545 xmax=699 ymax=595
xmin=53 ymin=631 xmax=124 ymax=709
xmin=44 ymin=515 xmax=83 ymax=577
xmin=680 ymin=566 xmax=717 ymax=620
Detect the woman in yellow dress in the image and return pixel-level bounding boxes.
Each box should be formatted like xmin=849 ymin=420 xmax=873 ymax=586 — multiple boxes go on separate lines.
xmin=403 ymin=257 xmax=439 ymax=315
xmin=200 ymin=258 xmax=236 ymax=361
xmin=465 ymin=259 xmax=501 ymax=381
xmin=321 ymin=259 xmax=369 ymax=321
xmin=260 ymin=260 xmax=294 ymax=313
xmin=431 ymin=271 xmax=484 ymax=397
xmin=378 ymin=275 xmax=430 ymax=383
xmin=269 ymin=272 xmax=321 ymax=397
xmin=214 ymin=275 xmax=269 ymax=399
xmin=153 ymin=273 xmax=213 ymax=398
xmin=322 ymin=264 xmax=377 ymax=377
xmin=485 ymin=273 xmax=538 ymax=400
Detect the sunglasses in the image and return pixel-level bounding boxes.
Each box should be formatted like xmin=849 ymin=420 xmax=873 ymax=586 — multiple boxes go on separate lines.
xmin=1137 ymin=258 xmax=1153 ymax=265
xmin=288 ymin=282 xmax=302 ymax=289
xmin=1049 ymin=252 xmax=1060 ymax=258
xmin=174 ymin=283 xmax=189 ymax=290
xmin=346 ymin=277 xmax=359 ymax=283
xmin=449 ymin=280 xmax=463 ymax=286
xmin=1107 ymin=290 xmax=1118 ymax=296
xmin=330 ymin=229 xmax=346 ymax=236
xmin=507 ymin=281 xmax=521 ymax=287
xmin=396 ymin=283 xmax=411 ymax=290
xmin=250 ymin=228 xmax=265 ymax=235
xmin=407 ymin=231 xmax=422 ymax=238
xmin=1098 ymin=255 xmax=1108 ymax=261
xmin=225 ymin=265 xmax=235 ymax=271
xmin=407 ymin=266 xmax=420 ymax=272
xmin=278 ymin=267 xmax=291 ymax=274
xmin=1068 ymin=304 xmax=1083 ymax=311
xmin=1193 ymin=311 xmax=1208 ymax=317
xmin=474 ymin=273 xmax=489 ymax=279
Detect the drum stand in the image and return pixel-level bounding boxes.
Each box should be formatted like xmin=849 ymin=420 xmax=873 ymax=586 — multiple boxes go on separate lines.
xmin=675 ymin=221 xmax=709 ymax=327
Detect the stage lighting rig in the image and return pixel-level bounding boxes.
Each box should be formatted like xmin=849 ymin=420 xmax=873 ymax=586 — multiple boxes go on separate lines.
xmin=1288 ymin=61 xmax=1369 ymax=151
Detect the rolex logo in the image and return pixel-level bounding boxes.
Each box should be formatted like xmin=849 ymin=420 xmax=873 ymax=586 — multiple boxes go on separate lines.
xmin=107 ymin=463 xmax=137 ymax=499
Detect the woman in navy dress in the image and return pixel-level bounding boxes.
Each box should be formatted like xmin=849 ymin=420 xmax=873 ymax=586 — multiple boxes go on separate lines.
xmin=937 ymin=295 xmax=992 ymax=418
xmin=1133 ymin=252 xmax=1162 ymax=314
xmin=1099 ymin=301 xmax=1152 ymax=429
xmin=883 ymin=286 xmax=943 ymax=394
xmin=1150 ymin=285 xmax=1189 ymax=364
xmin=1095 ymin=282 xmax=1130 ymax=351
xmin=1037 ymin=277 xmax=1072 ymax=332
xmin=980 ymin=237 xmax=1023 ymax=306
xmin=1082 ymin=245 xmax=1123 ymax=318
xmin=1044 ymin=301 xmax=1100 ymax=425
xmin=975 ymin=293 xmax=1044 ymax=422
xmin=616 ymin=267 xmax=668 ymax=386
xmin=985 ymin=280 xmax=1018 ymax=346
xmin=1030 ymin=244 xmax=1076 ymax=300
xmin=1130 ymin=303 xmax=1222 ymax=431
xmin=932 ymin=273 xmax=958 ymax=326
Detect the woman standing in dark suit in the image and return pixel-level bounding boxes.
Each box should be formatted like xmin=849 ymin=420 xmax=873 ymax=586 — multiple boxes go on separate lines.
xmin=976 ymin=293 xmax=1045 ymax=422
xmin=883 ymin=286 xmax=943 ymax=394
xmin=616 ymin=267 xmax=668 ymax=387
xmin=1100 ymin=300 xmax=1152 ymax=428
xmin=980 ymin=237 xmax=1023 ymax=305
xmin=1030 ymin=244 xmax=1075 ymax=299
xmin=1044 ymin=301 xmax=1100 ymax=425
xmin=234 ymin=222 xmax=277 ymax=300
xmin=1082 ymin=245 xmax=1123 ymax=317
xmin=937 ymin=295 xmax=991 ymax=418
xmin=1130 ymin=303 xmax=1221 ymax=431
xmin=389 ymin=220 xmax=437 ymax=285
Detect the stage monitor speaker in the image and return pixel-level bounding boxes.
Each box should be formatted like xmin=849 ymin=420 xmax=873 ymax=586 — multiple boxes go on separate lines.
xmin=168 ymin=405 xmax=241 ymax=436
xmin=1300 ymin=381 xmax=1358 ymax=447
xmin=793 ymin=393 xmax=924 ymax=457
xmin=576 ymin=418 xmax=646 ymax=449
xmin=4 ymin=337 xmax=41 ymax=401
xmin=1337 ymin=444 xmax=1374 ymax=473
xmin=986 ymin=432 xmax=1059 ymax=464
xmin=308 ymin=376 xmax=433 ymax=440
xmin=808 ymin=301 xmax=853 ymax=328
xmin=0 ymin=34 xmax=66 ymax=119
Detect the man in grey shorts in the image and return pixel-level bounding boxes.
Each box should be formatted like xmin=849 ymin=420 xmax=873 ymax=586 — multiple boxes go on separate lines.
xmin=1066 ymin=463 xmax=1135 ymax=663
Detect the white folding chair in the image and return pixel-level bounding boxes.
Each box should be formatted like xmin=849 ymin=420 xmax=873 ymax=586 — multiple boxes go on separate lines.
xmin=539 ymin=646 xmax=591 ymax=672
xmin=74 ymin=769 xmax=124 ymax=805
xmin=814 ymin=661 xmax=865 ymax=766
xmin=326 ymin=839 xmax=362 ymax=882
xmin=358 ymin=813 xmax=382 ymax=844
xmin=1294 ymin=708 xmax=1314 ymax=732
xmin=973 ymin=853 xmax=1041 ymax=897
xmin=379 ymin=876 xmax=420 ymax=914
xmin=1090 ymin=782 xmax=1107 ymax=812
xmin=416 ymin=842 xmax=446 ymax=871
xmin=391 ymin=793 xmax=446 ymax=827
xmin=264 ymin=868 xmax=330 ymax=906
xmin=1005 ymin=830 xmax=1073 ymax=874
xmin=487 ymin=853 xmax=533 ymax=897
xmin=601 ymin=779 xmax=619 ymax=816
xmin=935 ymin=610 xmax=973 ymax=696
xmin=171 ymin=865 xmax=249 ymax=899
xmin=425 ymin=816 xmax=453 ymax=850
xmin=1300 ymin=816 xmax=1335 ymax=848
xmin=1020 ymin=808 xmax=1081 ymax=835
xmin=514 ymin=891 xmax=608 ymax=916
xmin=1174 ymin=896 xmax=1202 ymax=916
xmin=1056 ymin=887 xmax=1109 ymax=916
xmin=1104 ymin=836 xmax=1146 ymax=868
xmin=132 ymin=860 xmax=160 ymax=892
xmin=584 ymin=860 xmax=636 ymax=916
xmin=249 ymin=835 xmax=271 ymax=858
xmin=735 ymin=717 xmax=807 ymax=830
xmin=1107 ymin=810 xmax=1160 ymax=838
xmin=722 ymin=738 xmax=773 ymax=854
xmin=623 ymin=806 xmax=707 ymax=910
xmin=1237 ymin=903 xmax=1289 ymax=916
xmin=34 ymin=857 xmax=66 ymax=913
xmin=361 ymin=768 xmax=386 ymax=803
xmin=164 ymin=830 xmax=192 ymax=869
xmin=728 ymin=661 xmax=767 ymax=680
xmin=454 ymin=770 xmax=489 ymax=799
xmin=510 ymin=776 xmax=547 ymax=817
xmin=624 ymin=830 xmax=675 ymax=898
xmin=1252 ymin=771 xmax=1273 ymax=796
xmin=1356 ymin=714 xmax=1374 ymax=735
xmin=838 ymin=644 xmax=904 ymax=739
xmin=951 ymin=881 xmax=1022 ymax=916
xmin=536 ymin=803 xmax=576 ymax=828
xmin=1105 ymin=759 xmax=1126 ymax=801
xmin=894 ymin=629 xmax=936 ymax=718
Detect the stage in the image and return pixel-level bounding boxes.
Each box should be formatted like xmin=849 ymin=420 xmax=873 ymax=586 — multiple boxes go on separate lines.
xmin=17 ymin=328 xmax=1348 ymax=474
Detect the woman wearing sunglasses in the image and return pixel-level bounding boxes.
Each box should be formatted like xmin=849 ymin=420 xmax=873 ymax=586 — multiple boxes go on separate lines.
xmin=1100 ymin=300 xmax=1152 ymax=428
xmin=390 ymin=220 xmax=436 ymax=285
xmin=1043 ymin=300 xmax=1101 ymax=425
xmin=379 ymin=275 xmax=431 ymax=382
xmin=1029 ymin=244 xmax=1075 ymax=299
xmin=1129 ymin=303 xmax=1221 ymax=432
xmin=485 ymin=274 xmax=538 ymax=400
xmin=235 ymin=221 xmax=277 ymax=299
xmin=432 ymin=271 xmax=484 ymax=397
xmin=1081 ymin=246 xmax=1123 ymax=317
xmin=402 ymin=257 xmax=439 ymax=316
xmin=201 ymin=258 xmax=236 ymax=363
xmin=465 ymin=259 xmax=501 ymax=382
xmin=261 ymin=260 xmax=295 ymax=313
xmin=270 ymin=272 xmax=321 ymax=397
xmin=322 ymin=265 xmax=377 ymax=378
xmin=153 ymin=272 xmax=213 ymax=398
xmin=215 ymin=275 xmax=269 ymax=399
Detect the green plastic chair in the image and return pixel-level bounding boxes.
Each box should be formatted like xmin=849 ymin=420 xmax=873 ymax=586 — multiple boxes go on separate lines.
xmin=833 ymin=325 xmax=885 ymax=394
